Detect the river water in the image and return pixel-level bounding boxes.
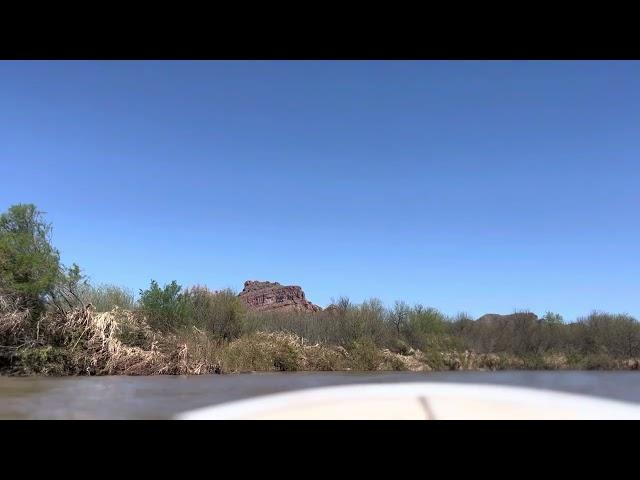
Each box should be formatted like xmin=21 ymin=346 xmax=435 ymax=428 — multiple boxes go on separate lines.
xmin=1 ymin=371 xmax=640 ymax=419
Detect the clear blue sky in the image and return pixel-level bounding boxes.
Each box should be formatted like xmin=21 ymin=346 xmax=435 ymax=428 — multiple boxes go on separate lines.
xmin=1 ymin=61 xmax=638 ymax=321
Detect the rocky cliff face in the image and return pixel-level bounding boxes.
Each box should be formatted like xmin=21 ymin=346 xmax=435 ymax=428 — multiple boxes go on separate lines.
xmin=238 ymin=280 xmax=322 ymax=313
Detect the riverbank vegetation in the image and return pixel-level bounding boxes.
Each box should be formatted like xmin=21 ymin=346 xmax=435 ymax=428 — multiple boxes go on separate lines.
xmin=1 ymin=204 xmax=639 ymax=375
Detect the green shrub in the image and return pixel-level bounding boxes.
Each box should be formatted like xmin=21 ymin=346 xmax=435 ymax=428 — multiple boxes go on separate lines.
xmin=582 ymin=353 xmax=619 ymax=370
xmin=244 ymin=309 xmax=326 ymax=341
xmin=184 ymin=286 xmax=246 ymax=340
xmin=139 ymin=280 xmax=189 ymax=332
xmin=402 ymin=305 xmax=447 ymax=350
xmin=17 ymin=346 xmax=70 ymax=375
xmin=218 ymin=335 xmax=279 ymax=372
xmin=421 ymin=350 xmax=448 ymax=370
xmin=304 ymin=347 xmax=345 ymax=371
xmin=389 ymin=338 xmax=413 ymax=355
xmin=452 ymin=310 xmax=552 ymax=355
xmin=348 ymin=339 xmax=383 ymax=370
xmin=322 ymin=298 xmax=391 ymax=347
xmin=113 ymin=310 xmax=155 ymax=348
xmin=271 ymin=342 xmax=301 ymax=371
xmin=80 ymin=283 xmax=135 ymax=312
xmin=570 ymin=312 xmax=640 ymax=358
xmin=248 ymin=297 xmax=393 ymax=348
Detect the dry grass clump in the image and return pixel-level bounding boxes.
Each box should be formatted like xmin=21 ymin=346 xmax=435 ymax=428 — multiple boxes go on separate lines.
xmin=1 ymin=303 xmax=182 ymax=375
xmin=42 ymin=305 xmax=166 ymax=375
xmin=0 ymin=292 xmax=33 ymax=347
xmin=218 ymin=333 xmax=295 ymax=372
xmin=301 ymin=340 xmax=349 ymax=371
xmin=166 ymin=326 xmax=221 ymax=375
xmin=216 ymin=332 xmax=414 ymax=373
xmin=381 ymin=348 xmax=425 ymax=371
xmin=217 ymin=332 xmax=347 ymax=372
xmin=59 ymin=308 xmax=234 ymax=375
xmin=426 ymin=351 xmax=521 ymax=371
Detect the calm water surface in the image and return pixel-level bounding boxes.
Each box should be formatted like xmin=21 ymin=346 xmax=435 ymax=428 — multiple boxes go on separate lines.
xmin=1 ymin=371 xmax=640 ymax=419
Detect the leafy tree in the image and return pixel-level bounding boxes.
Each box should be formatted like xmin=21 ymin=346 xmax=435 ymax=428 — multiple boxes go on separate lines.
xmin=542 ymin=311 xmax=564 ymax=325
xmin=0 ymin=204 xmax=60 ymax=309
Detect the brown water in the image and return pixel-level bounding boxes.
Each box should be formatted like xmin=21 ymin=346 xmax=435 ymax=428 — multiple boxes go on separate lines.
xmin=1 ymin=371 xmax=640 ymax=419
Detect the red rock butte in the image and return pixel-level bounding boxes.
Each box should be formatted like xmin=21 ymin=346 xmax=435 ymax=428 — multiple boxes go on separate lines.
xmin=238 ymin=280 xmax=322 ymax=313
